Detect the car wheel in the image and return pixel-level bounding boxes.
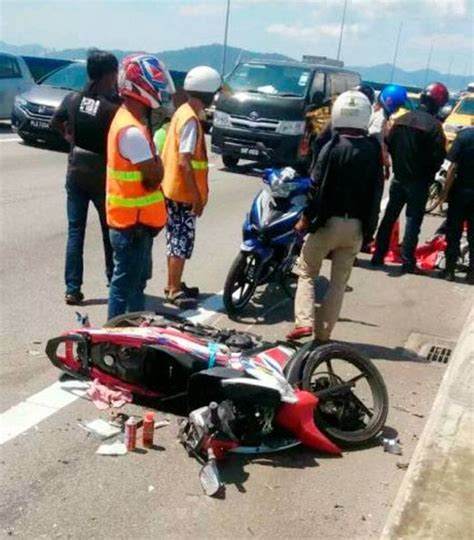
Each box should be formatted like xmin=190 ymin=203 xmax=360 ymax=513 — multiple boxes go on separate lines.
xmin=222 ymin=155 xmax=239 ymax=168
xmin=19 ymin=133 xmax=37 ymax=146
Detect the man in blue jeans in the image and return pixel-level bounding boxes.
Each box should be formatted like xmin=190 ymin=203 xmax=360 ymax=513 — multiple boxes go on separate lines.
xmin=52 ymin=49 xmax=120 ymax=304
xmin=372 ymin=82 xmax=448 ymax=274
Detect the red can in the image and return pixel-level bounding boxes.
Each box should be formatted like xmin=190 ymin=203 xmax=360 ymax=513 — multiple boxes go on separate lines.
xmin=124 ymin=417 xmax=137 ymax=451
xmin=142 ymin=411 xmax=155 ymax=448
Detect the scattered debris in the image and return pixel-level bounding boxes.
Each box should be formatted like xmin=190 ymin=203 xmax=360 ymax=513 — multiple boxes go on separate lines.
xmin=87 ymin=379 xmax=132 ymax=410
xmin=361 ymin=515 xmax=367 ymax=522
xmin=79 ymin=419 xmax=121 ymax=440
xmin=148 ymin=485 xmax=155 ymax=492
xmin=28 ymin=349 xmax=41 ymax=356
xmin=334 ymin=504 xmax=344 ymax=509
xmin=393 ymin=405 xmax=411 ymax=413
xmin=247 ymin=527 xmax=255 ymax=536
xmin=382 ymin=437 xmax=403 ymax=455
xmin=155 ymin=419 xmax=170 ymax=429
xmin=412 ymin=412 xmax=425 ymax=418
xmin=397 ymin=462 xmax=409 ymax=470
xmin=96 ymin=441 xmax=127 ymax=456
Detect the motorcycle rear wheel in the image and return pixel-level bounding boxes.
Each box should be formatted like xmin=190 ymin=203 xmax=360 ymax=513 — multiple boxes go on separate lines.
xmin=223 ymin=252 xmax=261 ymax=317
xmin=301 ymin=343 xmax=389 ymax=448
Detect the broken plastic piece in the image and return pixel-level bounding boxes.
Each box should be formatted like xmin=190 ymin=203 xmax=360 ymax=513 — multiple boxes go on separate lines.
xmin=81 ymin=419 xmax=121 ymax=439
xmin=382 ymin=437 xmax=403 ymax=455
xmin=96 ymin=441 xmax=127 ymax=456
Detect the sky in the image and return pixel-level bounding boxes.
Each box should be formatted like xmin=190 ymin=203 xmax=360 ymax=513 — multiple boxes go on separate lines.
xmin=0 ymin=0 xmax=472 ymax=75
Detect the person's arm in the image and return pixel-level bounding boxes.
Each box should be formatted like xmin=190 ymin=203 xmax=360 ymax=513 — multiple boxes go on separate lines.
xmin=50 ymin=93 xmax=74 ymax=142
xmin=118 ymin=127 xmax=163 ymax=191
xmin=178 ymin=119 xmax=203 ymax=217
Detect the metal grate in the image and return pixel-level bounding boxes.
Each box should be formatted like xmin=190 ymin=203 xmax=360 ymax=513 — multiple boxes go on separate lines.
xmin=427 ymin=345 xmax=452 ymax=364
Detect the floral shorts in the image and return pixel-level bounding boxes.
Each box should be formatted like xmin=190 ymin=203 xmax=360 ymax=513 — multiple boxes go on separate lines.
xmin=166 ymin=199 xmax=196 ymax=259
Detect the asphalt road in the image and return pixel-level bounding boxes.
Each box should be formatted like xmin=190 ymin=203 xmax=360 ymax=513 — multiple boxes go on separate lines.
xmin=0 ymin=129 xmax=473 ymax=539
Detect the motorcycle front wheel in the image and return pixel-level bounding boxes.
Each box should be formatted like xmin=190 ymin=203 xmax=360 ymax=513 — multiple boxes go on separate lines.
xmin=223 ymin=252 xmax=262 ymax=317
xmin=301 ymin=343 xmax=389 ymax=448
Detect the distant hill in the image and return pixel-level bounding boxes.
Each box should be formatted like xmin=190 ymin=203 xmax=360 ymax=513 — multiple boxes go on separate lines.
xmin=1 ymin=41 xmax=471 ymax=90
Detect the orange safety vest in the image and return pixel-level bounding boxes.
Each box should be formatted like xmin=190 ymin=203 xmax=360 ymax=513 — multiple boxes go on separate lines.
xmin=106 ymin=106 xmax=166 ymax=229
xmin=161 ymin=103 xmax=209 ymax=205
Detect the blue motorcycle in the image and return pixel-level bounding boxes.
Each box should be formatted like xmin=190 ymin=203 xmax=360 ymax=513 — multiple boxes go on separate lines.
xmin=223 ymin=165 xmax=311 ymax=316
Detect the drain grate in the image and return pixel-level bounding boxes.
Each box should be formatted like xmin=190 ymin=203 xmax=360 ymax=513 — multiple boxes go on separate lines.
xmin=427 ymin=345 xmax=452 ymax=364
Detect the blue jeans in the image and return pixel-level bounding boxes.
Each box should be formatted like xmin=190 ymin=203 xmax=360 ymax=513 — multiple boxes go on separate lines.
xmin=108 ymin=227 xmax=154 ymax=319
xmin=65 ymin=182 xmax=113 ymax=294
xmin=374 ymin=179 xmax=429 ymax=269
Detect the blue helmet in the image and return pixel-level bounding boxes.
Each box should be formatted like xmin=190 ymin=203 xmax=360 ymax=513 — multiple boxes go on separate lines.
xmin=379 ymin=84 xmax=407 ymax=115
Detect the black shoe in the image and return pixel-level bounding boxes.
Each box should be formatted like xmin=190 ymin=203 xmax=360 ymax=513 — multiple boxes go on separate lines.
xmin=181 ymin=282 xmax=200 ymax=298
xmin=65 ymin=291 xmax=84 ymax=305
xmin=466 ymin=271 xmax=474 ymax=285
xmin=166 ymin=290 xmax=197 ymax=309
xmin=371 ymin=256 xmax=384 ymax=268
xmin=399 ymin=266 xmax=427 ymax=276
xmin=438 ymin=269 xmax=455 ymax=282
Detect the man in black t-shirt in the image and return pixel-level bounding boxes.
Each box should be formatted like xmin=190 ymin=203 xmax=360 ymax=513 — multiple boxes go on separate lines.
xmin=51 ymin=49 xmax=120 ymax=305
xmin=439 ymin=127 xmax=474 ymax=284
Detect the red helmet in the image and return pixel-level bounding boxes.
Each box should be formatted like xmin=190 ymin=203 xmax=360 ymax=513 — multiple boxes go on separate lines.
xmin=119 ymin=54 xmax=175 ymax=109
xmin=420 ymin=82 xmax=449 ymax=111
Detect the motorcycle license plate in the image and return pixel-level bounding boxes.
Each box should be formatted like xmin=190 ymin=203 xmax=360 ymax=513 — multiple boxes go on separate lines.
xmin=240 ymin=147 xmax=259 ymax=157
xmin=30 ymin=120 xmax=50 ymax=130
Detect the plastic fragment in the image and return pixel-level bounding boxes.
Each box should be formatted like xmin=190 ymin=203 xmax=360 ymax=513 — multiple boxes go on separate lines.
xmin=81 ymin=419 xmax=121 ymax=439
xmin=96 ymin=441 xmax=127 ymax=456
xmin=382 ymin=437 xmax=403 ymax=455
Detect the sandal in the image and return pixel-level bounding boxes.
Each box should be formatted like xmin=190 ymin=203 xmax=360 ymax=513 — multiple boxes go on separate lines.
xmin=164 ymin=282 xmax=200 ymax=299
xmin=166 ymin=290 xmax=197 ymax=309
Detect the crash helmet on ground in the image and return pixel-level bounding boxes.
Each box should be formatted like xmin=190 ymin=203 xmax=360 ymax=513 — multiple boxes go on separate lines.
xmin=378 ymin=84 xmax=407 ymax=115
xmin=331 ymin=90 xmax=372 ymax=131
xmin=119 ymin=54 xmax=175 ymax=110
xmin=184 ymin=66 xmax=222 ymax=107
xmin=420 ymin=82 xmax=450 ymax=113
xmin=354 ymin=84 xmax=375 ymax=105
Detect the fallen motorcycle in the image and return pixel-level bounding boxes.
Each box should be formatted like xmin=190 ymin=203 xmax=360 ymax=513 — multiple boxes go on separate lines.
xmin=46 ymin=311 xmax=389 ymax=494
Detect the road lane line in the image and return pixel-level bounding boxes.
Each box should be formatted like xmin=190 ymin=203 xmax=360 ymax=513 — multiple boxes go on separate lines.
xmin=0 ymin=292 xmax=224 ymax=446
xmin=0 ymin=137 xmax=21 ymax=143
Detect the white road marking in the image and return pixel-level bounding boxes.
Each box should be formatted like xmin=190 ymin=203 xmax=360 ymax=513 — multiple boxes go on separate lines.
xmin=0 ymin=292 xmax=224 ymax=446
xmin=0 ymin=137 xmax=21 ymax=143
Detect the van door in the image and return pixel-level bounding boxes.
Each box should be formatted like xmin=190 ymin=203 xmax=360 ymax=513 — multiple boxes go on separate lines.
xmin=0 ymin=54 xmax=26 ymax=119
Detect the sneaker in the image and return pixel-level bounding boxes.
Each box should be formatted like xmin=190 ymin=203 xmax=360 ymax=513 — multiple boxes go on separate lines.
xmin=286 ymin=326 xmax=313 ymax=341
xmin=371 ymin=256 xmax=384 ymax=268
xmin=65 ymin=291 xmax=84 ymax=305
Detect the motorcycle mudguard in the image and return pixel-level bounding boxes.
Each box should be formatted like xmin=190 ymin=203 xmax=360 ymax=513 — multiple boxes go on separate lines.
xmin=240 ymin=240 xmax=274 ymax=261
xmin=275 ymin=390 xmax=342 ymax=455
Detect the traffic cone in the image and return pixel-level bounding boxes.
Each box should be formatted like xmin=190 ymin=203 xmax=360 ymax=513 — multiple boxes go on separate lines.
xmin=385 ymin=220 xmax=402 ymax=263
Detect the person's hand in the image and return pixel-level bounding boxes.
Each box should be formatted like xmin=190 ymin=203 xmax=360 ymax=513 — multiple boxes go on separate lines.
xmin=295 ymin=215 xmax=310 ymax=234
xmin=142 ymin=177 xmax=159 ymax=192
xmin=439 ymin=188 xmax=449 ymax=204
xmin=191 ymin=192 xmax=204 ymax=217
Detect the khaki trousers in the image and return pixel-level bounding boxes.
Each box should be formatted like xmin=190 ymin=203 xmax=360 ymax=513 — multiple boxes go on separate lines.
xmin=294 ymin=217 xmax=363 ymax=340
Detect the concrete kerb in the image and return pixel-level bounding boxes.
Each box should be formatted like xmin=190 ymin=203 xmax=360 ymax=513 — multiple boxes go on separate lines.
xmin=381 ymin=300 xmax=474 ymax=540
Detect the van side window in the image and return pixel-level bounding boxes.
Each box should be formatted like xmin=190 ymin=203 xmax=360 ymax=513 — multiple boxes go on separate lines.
xmin=328 ymin=73 xmax=347 ymax=96
xmin=310 ymin=72 xmax=325 ymax=99
xmin=0 ymin=56 xmax=22 ymax=79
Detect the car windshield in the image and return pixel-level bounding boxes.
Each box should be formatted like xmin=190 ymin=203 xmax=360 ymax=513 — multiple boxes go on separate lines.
xmin=226 ymin=63 xmax=311 ymax=97
xmin=40 ymin=62 xmax=87 ymax=91
xmin=456 ymin=98 xmax=474 ymax=115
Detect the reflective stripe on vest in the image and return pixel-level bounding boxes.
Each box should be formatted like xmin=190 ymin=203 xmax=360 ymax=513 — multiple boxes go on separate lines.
xmin=106 ymin=167 xmax=143 ymax=182
xmin=191 ymin=160 xmax=208 ymax=171
xmin=107 ymin=191 xmax=164 ymax=208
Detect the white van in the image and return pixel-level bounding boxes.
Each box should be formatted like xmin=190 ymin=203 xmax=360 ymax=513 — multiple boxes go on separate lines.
xmin=0 ymin=52 xmax=34 ymax=120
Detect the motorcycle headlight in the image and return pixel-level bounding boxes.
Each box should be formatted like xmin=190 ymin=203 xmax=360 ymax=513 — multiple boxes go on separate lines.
xmin=443 ymin=124 xmax=459 ymax=134
xmin=276 ymin=121 xmax=305 ymax=136
xmin=15 ymin=96 xmax=27 ymax=108
xmin=213 ymin=110 xmax=232 ymax=128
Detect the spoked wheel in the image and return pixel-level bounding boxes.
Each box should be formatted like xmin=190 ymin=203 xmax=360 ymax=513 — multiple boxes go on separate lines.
xmin=425 ymin=181 xmax=443 ymax=214
xmin=223 ymin=252 xmax=262 ymax=317
xmin=301 ymin=343 xmax=389 ymax=448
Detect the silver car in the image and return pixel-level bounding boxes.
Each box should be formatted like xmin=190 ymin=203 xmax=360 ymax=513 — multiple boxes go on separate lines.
xmin=0 ymin=52 xmax=34 ymax=120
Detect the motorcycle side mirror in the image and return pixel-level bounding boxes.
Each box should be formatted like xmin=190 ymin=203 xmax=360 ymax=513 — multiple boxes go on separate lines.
xmin=199 ymin=457 xmax=224 ymax=497
xmin=439 ymin=104 xmax=453 ymax=121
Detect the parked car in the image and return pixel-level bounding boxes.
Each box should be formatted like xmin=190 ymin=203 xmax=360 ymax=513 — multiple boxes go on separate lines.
xmin=211 ymin=59 xmax=360 ymax=170
xmin=0 ymin=52 xmax=34 ymax=120
xmin=12 ymin=61 xmax=187 ymax=146
xmin=21 ymin=56 xmax=72 ymax=82
xmin=443 ymin=93 xmax=474 ymax=146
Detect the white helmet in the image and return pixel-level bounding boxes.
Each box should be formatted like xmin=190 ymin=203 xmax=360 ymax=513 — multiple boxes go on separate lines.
xmin=331 ymin=90 xmax=372 ymax=131
xmin=184 ymin=66 xmax=222 ymax=93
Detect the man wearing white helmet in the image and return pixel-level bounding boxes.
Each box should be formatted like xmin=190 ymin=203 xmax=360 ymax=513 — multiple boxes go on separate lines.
xmin=161 ymin=65 xmax=222 ymax=307
xmin=287 ymin=90 xmax=384 ymax=341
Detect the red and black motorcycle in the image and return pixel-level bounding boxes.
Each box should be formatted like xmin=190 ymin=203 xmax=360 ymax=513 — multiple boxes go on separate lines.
xmin=46 ymin=311 xmax=388 ymax=495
